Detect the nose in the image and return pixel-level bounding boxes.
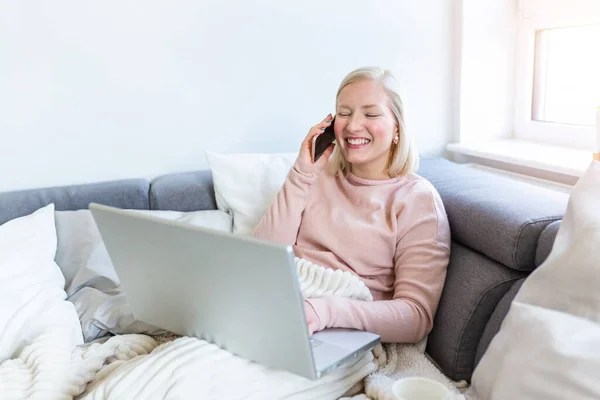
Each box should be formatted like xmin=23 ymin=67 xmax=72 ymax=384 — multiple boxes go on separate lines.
xmin=346 ymin=114 xmax=364 ymax=133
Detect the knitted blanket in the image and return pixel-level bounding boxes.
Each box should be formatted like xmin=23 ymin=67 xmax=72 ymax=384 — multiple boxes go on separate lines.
xmin=0 ymin=258 xmax=463 ymax=399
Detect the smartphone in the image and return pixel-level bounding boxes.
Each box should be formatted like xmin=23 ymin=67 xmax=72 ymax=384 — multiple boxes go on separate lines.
xmin=312 ymin=117 xmax=336 ymax=162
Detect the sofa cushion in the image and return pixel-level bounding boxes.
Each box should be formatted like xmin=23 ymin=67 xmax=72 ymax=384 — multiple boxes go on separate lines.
xmin=150 ymin=170 xmax=217 ymax=211
xmin=426 ymin=241 xmax=526 ymax=382
xmin=0 ymin=179 xmax=150 ymax=225
xmin=418 ymin=157 xmax=568 ymax=272
xmin=535 ymin=220 xmax=561 ymax=267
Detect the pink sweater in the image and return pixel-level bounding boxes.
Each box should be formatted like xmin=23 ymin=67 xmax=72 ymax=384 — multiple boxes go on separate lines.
xmin=252 ymin=157 xmax=451 ymax=343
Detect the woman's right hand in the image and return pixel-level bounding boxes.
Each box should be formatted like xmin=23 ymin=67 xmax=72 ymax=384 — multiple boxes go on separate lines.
xmin=298 ymin=113 xmax=335 ymax=170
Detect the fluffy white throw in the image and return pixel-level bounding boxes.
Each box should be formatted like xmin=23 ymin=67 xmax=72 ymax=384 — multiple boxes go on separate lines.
xmin=0 ymin=258 xmax=462 ymax=400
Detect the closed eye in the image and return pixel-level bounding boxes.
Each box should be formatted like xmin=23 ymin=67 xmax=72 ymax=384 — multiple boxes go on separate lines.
xmin=366 ymin=114 xmax=380 ymax=118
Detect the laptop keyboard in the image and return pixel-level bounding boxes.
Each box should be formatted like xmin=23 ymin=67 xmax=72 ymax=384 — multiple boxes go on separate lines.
xmin=310 ymin=338 xmax=323 ymax=348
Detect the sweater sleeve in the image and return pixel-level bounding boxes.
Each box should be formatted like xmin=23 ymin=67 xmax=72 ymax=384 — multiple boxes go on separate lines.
xmin=305 ymin=184 xmax=451 ymax=343
xmin=251 ymin=157 xmax=321 ymax=246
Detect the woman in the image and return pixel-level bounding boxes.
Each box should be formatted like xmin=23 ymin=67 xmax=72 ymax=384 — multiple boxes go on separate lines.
xmin=252 ymin=66 xmax=451 ymax=344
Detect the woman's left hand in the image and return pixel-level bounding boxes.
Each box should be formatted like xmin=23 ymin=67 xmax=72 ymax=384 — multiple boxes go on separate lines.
xmin=304 ymin=300 xmax=321 ymax=336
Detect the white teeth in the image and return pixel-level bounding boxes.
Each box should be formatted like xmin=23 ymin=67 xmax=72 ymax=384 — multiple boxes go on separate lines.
xmin=347 ymin=138 xmax=371 ymax=145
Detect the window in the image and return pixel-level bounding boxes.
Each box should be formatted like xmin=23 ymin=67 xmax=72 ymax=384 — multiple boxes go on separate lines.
xmin=514 ymin=0 xmax=600 ymax=149
xmin=532 ymin=25 xmax=600 ymax=127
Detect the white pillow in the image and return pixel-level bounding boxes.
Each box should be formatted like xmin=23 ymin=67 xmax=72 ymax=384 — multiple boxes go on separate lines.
xmin=54 ymin=208 xmax=233 ymax=341
xmin=0 ymin=204 xmax=82 ymax=361
xmin=55 ymin=209 xmax=233 ymax=294
xmin=205 ymin=151 xmax=297 ymax=235
xmin=466 ymin=160 xmax=600 ymax=400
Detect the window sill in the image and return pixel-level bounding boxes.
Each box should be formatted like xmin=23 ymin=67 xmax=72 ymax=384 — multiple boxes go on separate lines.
xmin=446 ymin=139 xmax=594 ymax=183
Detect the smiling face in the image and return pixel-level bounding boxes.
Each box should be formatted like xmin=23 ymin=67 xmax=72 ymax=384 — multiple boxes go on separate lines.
xmin=334 ymin=79 xmax=398 ymax=180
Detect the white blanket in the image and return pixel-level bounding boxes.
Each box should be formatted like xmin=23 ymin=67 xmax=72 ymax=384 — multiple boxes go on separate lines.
xmin=0 ymin=258 xmax=461 ymax=400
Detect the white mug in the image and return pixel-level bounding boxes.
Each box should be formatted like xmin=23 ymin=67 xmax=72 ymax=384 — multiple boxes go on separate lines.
xmin=392 ymin=377 xmax=453 ymax=400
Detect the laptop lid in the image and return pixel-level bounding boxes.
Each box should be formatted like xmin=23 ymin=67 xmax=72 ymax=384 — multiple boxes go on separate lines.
xmin=89 ymin=203 xmax=319 ymax=379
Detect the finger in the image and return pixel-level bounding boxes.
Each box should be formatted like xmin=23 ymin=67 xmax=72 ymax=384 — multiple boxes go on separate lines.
xmin=322 ymin=113 xmax=333 ymax=123
xmin=313 ymin=115 xmax=333 ymax=132
xmin=316 ymin=119 xmax=333 ymax=130
xmin=311 ymin=121 xmax=334 ymax=139
xmin=309 ymin=125 xmax=330 ymax=140
xmin=304 ymin=125 xmax=327 ymax=144
xmin=303 ymin=114 xmax=334 ymax=144
xmin=304 ymin=125 xmax=325 ymax=142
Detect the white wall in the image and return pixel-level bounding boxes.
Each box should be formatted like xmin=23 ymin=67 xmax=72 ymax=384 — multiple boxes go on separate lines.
xmin=0 ymin=0 xmax=455 ymax=191
xmin=457 ymin=0 xmax=518 ymax=144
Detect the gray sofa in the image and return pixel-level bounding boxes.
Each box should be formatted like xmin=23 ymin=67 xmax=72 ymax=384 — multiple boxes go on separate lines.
xmin=0 ymin=156 xmax=569 ymax=383
xmin=417 ymin=157 xmax=567 ymax=382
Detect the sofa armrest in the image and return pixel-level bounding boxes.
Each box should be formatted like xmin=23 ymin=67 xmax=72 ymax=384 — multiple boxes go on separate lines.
xmin=535 ymin=220 xmax=561 ymax=267
xmin=419 ymin=157 xmax=568 ymax=272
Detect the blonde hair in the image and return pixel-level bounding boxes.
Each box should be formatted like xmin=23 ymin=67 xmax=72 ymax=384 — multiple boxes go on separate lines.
xmin=327 ymin=66 xmax=419 ymax=178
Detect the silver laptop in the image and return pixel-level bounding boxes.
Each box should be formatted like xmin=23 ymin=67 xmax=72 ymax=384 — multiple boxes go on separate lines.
xmin=89 ymin=203 xmax=380 ymax=379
